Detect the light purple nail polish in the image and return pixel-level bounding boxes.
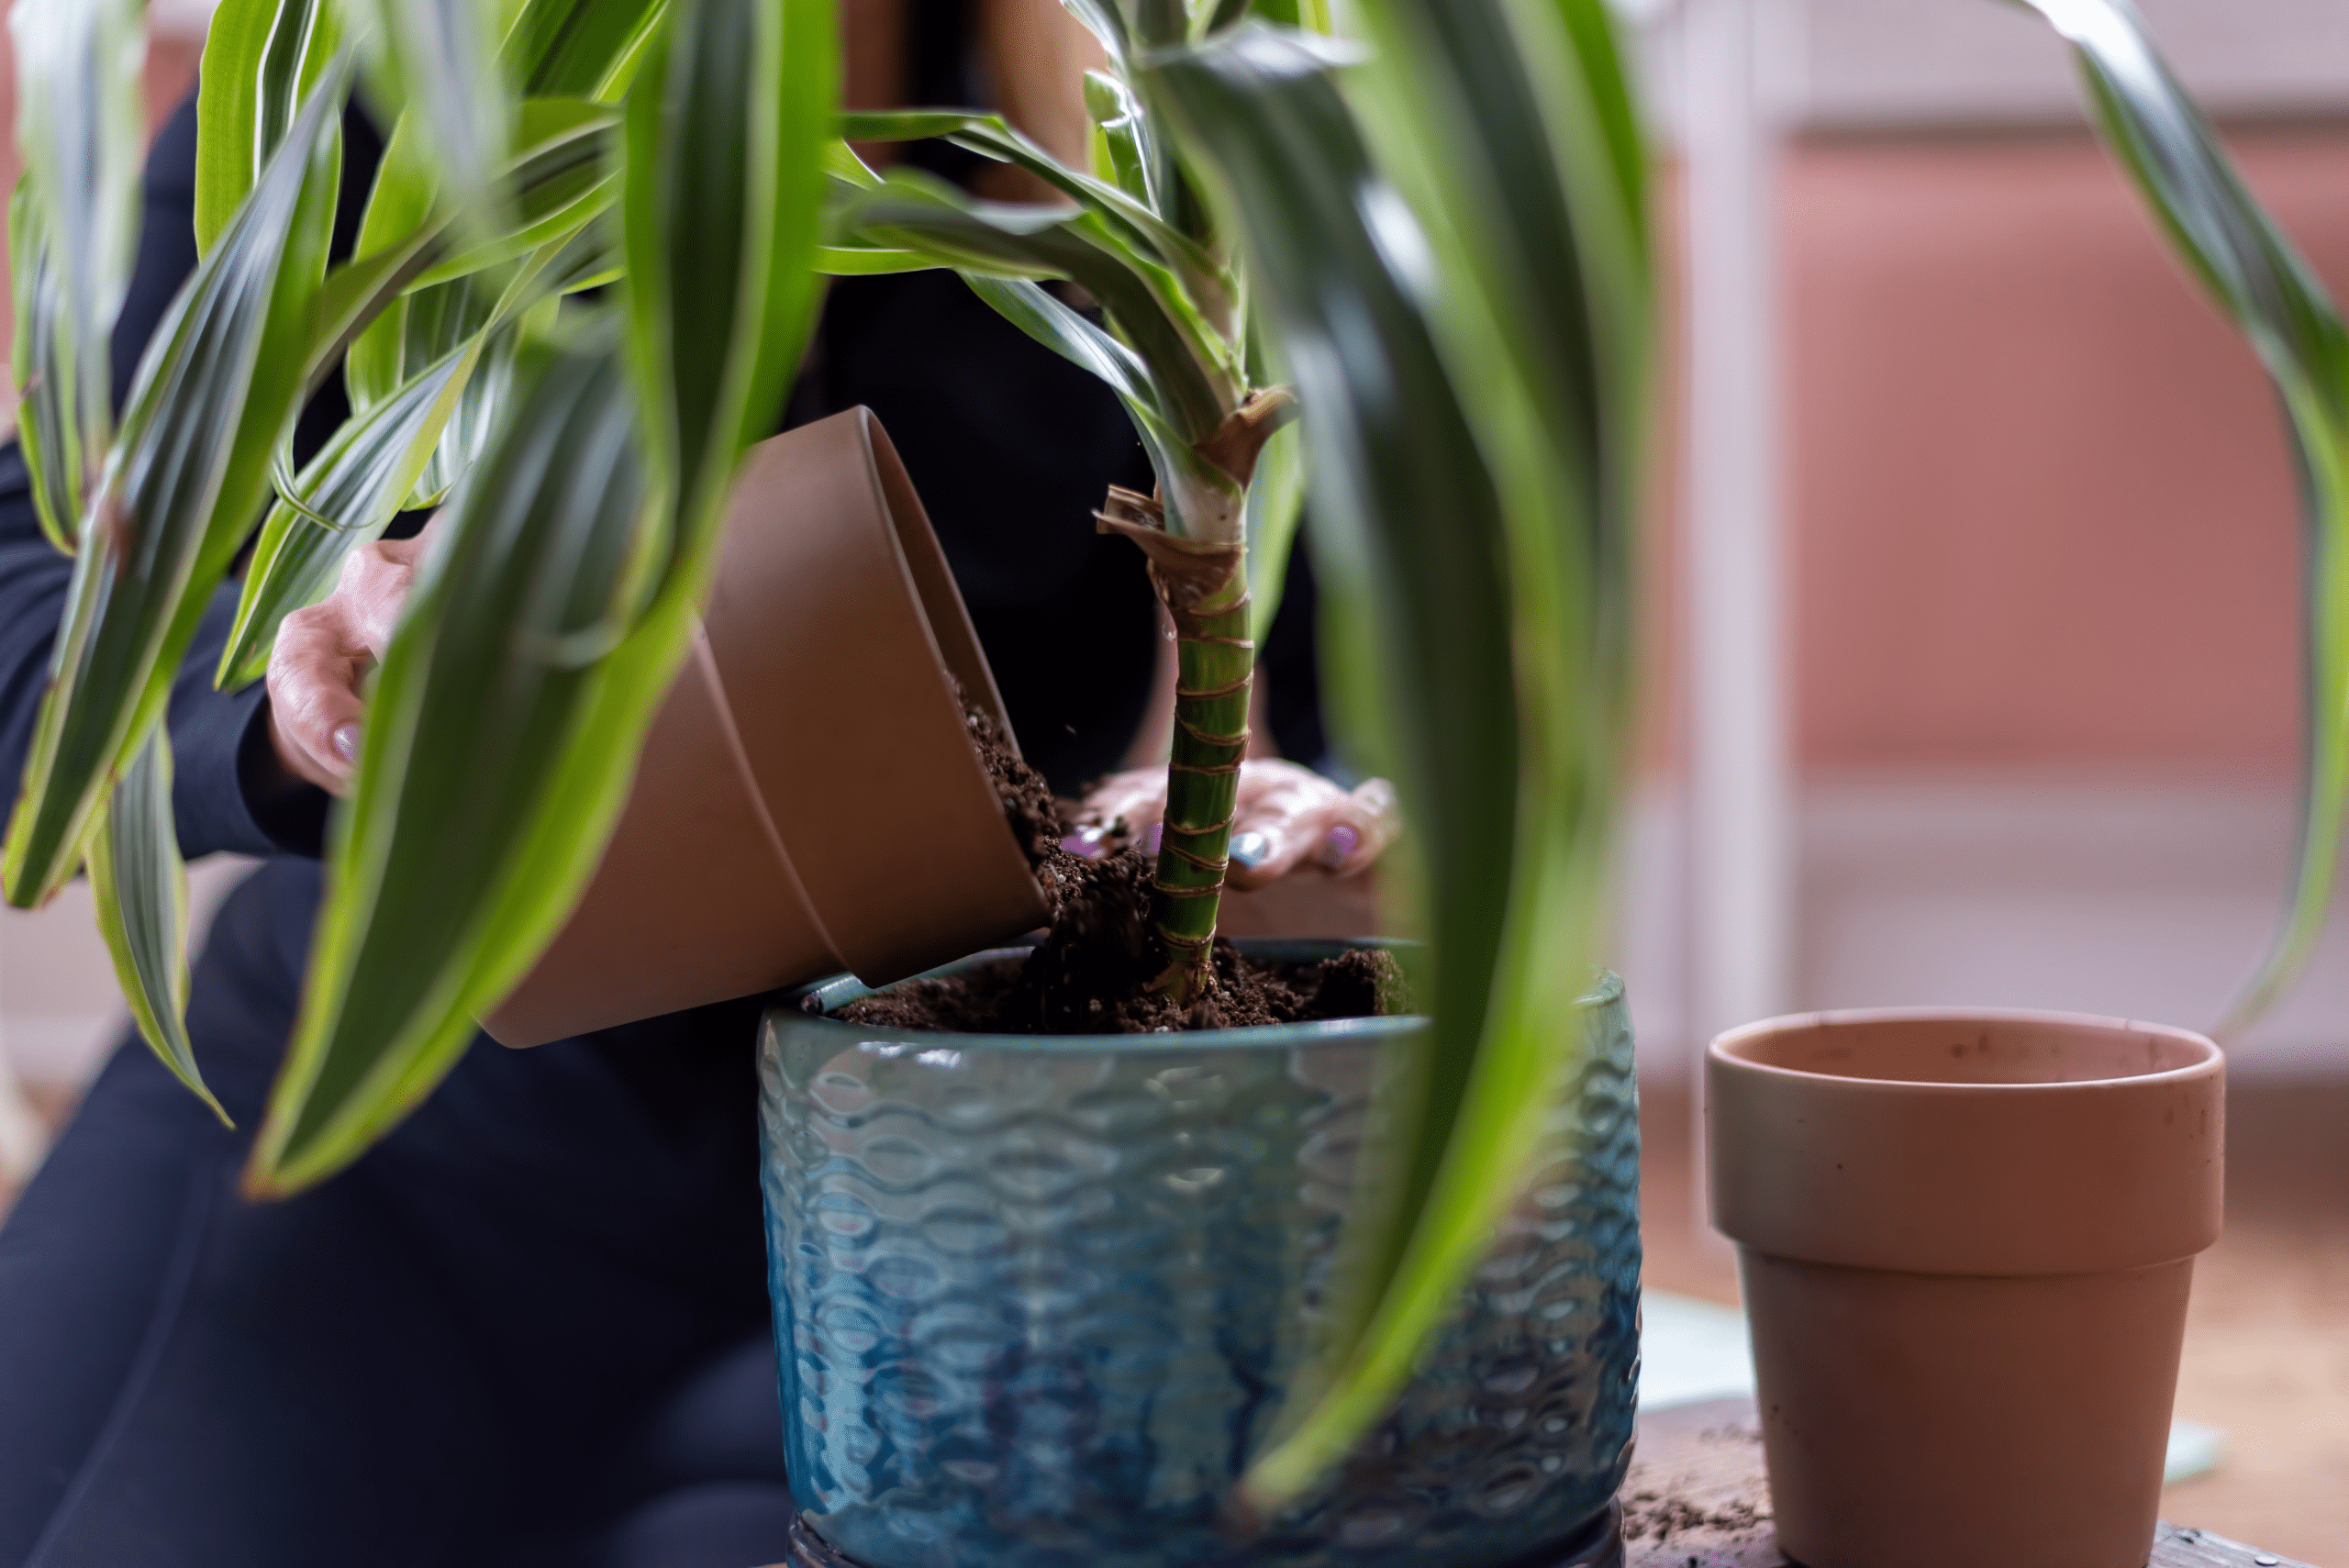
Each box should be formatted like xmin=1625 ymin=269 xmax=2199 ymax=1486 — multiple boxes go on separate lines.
xmin=1143 ymin=822 xmax=1164 ymax=854
xmin=1060 ymin=833 xmax=1106 ymax=862
xmin=1317 ymin=824 xmax=1360 ymax=869
xmin=1230 ymin=829 xmax=1272 ymax=868
xmin=330 ymin=722 xmax=362 ymax=762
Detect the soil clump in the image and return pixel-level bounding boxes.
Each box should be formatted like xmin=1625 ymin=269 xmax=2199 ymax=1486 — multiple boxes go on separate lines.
xmin=838 ymin=699 xmax=1407 ymax=1034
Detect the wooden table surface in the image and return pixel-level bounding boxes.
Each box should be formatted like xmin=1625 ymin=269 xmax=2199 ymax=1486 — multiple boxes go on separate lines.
xmin=770 ymin=1394 xmax=2315 ymax=1567
xmin=1624 ymin=1397 xmax=2317 ymax=1568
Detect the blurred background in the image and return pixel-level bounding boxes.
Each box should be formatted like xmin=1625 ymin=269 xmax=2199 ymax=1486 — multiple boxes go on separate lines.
xmin=0 ymin=0 xmax=2341 ymax=1559
xmin=1620 ymin=3 xmax=2349 ymax=1559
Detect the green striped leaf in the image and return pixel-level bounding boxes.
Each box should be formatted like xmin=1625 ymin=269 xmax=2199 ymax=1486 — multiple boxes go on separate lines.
xmin=961 ymin=272 xmax=1160 ymax=412
xmin=1239 ymin=296 xmax=1306 ymax=639
xmin=367 ymin=228 xmax=596 ymax=517
xmin=318 ymin=103 xmax=617 ymax=412
xmin=10 ymin=181 xmax=81 ymax=554
xmin=195 ymin=0 xmax=340 ymax=256
xmin=621 ymin=0 xmax=836 ymax=573
xmin=217 ymin=340 xmax=483 ymax=688
xmin=342 ymin=102 xmax=615 ymax=422
xmin=534 ymin=206 xmax=625 ymax=295
xmin=2014 ymin=0 xmax=2349 ymax=1036
xmin=814 ymin=243 xmax=935 ymax=274
xmin=249 ymin=333 xmax=654 ymax=1194
xmin=404 ymin=98 xmax=617 ymax=289
xmin=1060 ymin=0 xmax=1133 ymax=64
xmin=1085 ymin=70 xmax=1155 ymax=206
xmin=1244 ymin=0 xmax=1332 ymax=31
xmin=954 ymin=271 xmax=1238 ymax=539
xmin=841 ymin=107 xmax=1234 ymax=332
xmin=339 ymin=0 xmax=510 ymax=227
xmin=407 ymin=319 xmax=523 ymax=507
xmin=1262 ymin=0 xmax=1642 ymax=1497
xmin=1145 ymin=7 xmax=1648 ymax=1507
xmin=1205 ymin=0 xmax=1253 ymax=36
xmin=9 ymin=0 xmax=148 ymax=548
xmin=500 ymin=0 xmax=667 ymax=98
xmin=3 ymin=64 xmax=348 ymax=910
xmin=88 ymin=731 xmax=228 ymax=1126
xmin=1241 ymin=419 xmax=1303 ymax=642
xmin=247 ymin=0 xmax=839 ymax=1193
xmin=846 ymin=170 xmax=1232 ymax=444
xmin=1135 ymin=0 xmax=1186 ymax=49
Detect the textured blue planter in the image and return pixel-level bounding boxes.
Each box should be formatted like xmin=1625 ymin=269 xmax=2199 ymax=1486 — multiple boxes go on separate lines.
xmin=758 ymin=942 xmax=1640 ymax=1568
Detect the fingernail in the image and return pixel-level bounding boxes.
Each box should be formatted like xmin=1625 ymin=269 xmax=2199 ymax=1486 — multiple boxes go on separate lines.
xmin=1316 ymin=824 xmax=1360 ymax=870
xmin=1230 ymin=829 xmax=1272 ymax=868
xmin=330 ymin=723 xmax=362 ymax=763
xmin=1143 ymin=822 xmax=1164 ymax=854
xmin=1059 ymin=832 xmax=1106 ymax=862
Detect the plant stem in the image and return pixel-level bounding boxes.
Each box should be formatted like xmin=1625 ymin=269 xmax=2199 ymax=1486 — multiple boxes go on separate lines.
xmin=1098 ymin=389 xmax=1296 ymax=1004
xmin=1149 ymin=552 xmax=1252 ymax=1001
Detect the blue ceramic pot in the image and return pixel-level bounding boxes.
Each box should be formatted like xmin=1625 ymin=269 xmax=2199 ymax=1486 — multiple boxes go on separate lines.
xmin=757 ymin=941 xmax=1640 ymax=1568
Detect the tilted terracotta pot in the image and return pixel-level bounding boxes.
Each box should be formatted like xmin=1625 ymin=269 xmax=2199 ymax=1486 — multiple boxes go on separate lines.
xmin=484 ymin=407 xmax=1050 ymax=1047
xmin=1706 ymin=1007 xmax=2224 ymax=1568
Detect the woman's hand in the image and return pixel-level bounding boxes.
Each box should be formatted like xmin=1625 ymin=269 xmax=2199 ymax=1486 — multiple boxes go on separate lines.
xmin=1072 ymin=758 xmax=1398 ymax=890
xmin=263 ymin=517 xmax=440 ymax=795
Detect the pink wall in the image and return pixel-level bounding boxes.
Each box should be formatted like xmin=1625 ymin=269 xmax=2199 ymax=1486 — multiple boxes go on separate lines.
xmin=1787 ymin=125 xmax=2349 ymax=775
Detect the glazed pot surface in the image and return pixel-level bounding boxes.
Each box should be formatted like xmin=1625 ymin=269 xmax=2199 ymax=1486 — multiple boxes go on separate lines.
xmin=1707 ymin=1007 xmax=2224 ymax=1568
xmin=758 ymin=946 xmax=1642 ymax=1568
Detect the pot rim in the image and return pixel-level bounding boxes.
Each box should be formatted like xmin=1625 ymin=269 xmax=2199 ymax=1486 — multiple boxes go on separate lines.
xmin=765 ymin=940 xmax=1623 ymax=1056
xmin=1709 ymin=1004 xmax=2221 ymax=1095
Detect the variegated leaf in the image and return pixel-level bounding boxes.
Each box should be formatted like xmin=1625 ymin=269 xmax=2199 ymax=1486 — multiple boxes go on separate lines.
xmin=88 ymin=730 xmax=228 ymax=1125
xmin=3 ymin=62 xmax=349 ymax=909
xmin=8 ymin=0 xmax=147 ymax=546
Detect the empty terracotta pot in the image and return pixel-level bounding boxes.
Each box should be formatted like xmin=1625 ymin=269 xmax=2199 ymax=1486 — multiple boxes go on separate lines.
xmin=1706 ymin=1007 xmax=2224 ymax=1568
xmin=484 ymin=407 xmax=1050 ymax=1047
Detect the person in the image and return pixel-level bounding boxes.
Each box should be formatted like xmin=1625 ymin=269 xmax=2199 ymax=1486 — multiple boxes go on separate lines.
xmin=0 ymin=7 xmax=1392 ymax=1565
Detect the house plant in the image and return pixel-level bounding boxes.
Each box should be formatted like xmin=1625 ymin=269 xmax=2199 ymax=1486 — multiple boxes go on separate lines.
xmin=6 ymin=0 xmax=1649 ymax=1540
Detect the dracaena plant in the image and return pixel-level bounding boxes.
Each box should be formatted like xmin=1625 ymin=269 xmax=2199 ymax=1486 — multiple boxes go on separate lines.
xmin=808 ymin=0 xmax=1652 ymax=1506
xmin=6 ymin=0 xmax=1647 ymax=1507
xmin=824 ymin=72 xmax=1300 ymax=1006
xmin=6 ymin=0 xmax=832 ymax=1180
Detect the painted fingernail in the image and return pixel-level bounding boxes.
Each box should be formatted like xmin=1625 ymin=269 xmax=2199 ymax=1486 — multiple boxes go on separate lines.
xmin=1230 ymin=829 xmax=1272 ymax=868
xmin=330 ymin=722 xmax=362 ymax=762
xmin=1316 ymin=824 xmax=1360 ymax=870
xmin=1059 ymin=832 xmax=1107 ymax=862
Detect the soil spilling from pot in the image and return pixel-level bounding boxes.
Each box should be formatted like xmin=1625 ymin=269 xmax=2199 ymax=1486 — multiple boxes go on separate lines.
xmin=837 ymin=699 xmax=1407 ymax=1035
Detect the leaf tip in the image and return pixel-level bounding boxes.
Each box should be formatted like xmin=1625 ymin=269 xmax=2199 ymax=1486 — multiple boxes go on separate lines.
xmin=238 ymin=1150 xmax=297 ymax=1201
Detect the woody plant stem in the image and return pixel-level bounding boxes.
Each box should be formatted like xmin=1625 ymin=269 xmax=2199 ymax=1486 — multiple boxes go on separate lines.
xmin=1097 ymin=388 xmax=1297 ymax=1004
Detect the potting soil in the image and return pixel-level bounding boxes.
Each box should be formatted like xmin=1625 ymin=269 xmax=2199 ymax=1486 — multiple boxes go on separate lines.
xmin=837 ymin=700 xmax=1407 ymax=1034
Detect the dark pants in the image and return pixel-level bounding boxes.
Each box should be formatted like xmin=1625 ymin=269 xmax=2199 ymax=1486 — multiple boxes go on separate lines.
xmin=0 ymin=860 xmax=794 ymax=1568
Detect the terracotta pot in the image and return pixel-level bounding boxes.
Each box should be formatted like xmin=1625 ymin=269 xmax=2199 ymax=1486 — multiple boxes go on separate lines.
xmin=484 ymin=408 xmax=1050 ymax=1047
xmin=1706 ymin=1007 xmax=2224 ymax=1568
